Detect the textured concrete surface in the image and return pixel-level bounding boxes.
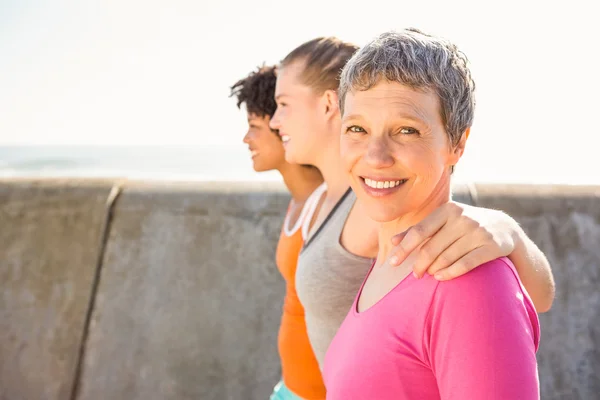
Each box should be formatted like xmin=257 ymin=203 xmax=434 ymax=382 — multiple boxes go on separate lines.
xmin=474 ymin=184 xmax=600 ymax=400
xmin=0 ymin=180 xmax=113 ymax=400
xmin=77 ymin=182 xmax=290 ymax=400
xmin=0 ymin=180 xmax=598 ymax=400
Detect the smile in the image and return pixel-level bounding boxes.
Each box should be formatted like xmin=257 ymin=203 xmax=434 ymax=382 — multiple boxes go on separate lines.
xmin=360 ymin=177 xmax=408 ymax=197
xmin=364 ymin=178 xmax=406 ymax=189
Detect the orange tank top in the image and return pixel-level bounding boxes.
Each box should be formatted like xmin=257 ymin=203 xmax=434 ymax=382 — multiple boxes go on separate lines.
xmin=276 ymin=183 xmax=327 ymax=400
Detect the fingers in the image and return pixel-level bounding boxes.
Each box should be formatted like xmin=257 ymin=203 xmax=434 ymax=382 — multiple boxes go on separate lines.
xmin=390 ymin=230 xmax=408 ymax=246
xmin=390 ymin=201 xmax=518 ymax=281
xmin=389 ymin=205 xmax=454 ymax=266
xmin=411 ymin=222 xmax=464 ymax=278
xmin=432 ymin=245 xmax=498 ymax=281
xmin=422 ymin=233 xmax=481 ymax=277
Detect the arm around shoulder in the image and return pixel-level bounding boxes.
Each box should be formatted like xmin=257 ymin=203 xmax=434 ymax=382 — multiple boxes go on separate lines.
xmin=507 ymin=217 xmax=555 ymax=313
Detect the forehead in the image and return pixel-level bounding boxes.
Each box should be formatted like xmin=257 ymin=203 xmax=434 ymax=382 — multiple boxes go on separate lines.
xmin=275 ymin=61 xmax=308 ymax=92
xmin=343 ymin=81 xmax=440 ymax=121
xmin=277 ymin=61 xmax=304 ymax=82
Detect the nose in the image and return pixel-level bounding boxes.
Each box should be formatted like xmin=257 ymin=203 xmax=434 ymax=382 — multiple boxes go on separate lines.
xmin=243 ymin=130 xmax=252 ymax=144
xmin=364 ymin=136 xmax=394 ymax=169
xmin=270 ymin=108 xmax=281 ymax=130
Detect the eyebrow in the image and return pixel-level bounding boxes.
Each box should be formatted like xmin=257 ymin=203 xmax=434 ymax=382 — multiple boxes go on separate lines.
xmin=343 ymin=112 xmax=427 ymax=124
xmin=247 ymin=115 xmax=260 ymax=122
xmin=393 ymin=114 xmax=427 ymax=125
xmin=341 ymin=114 xmax=363 ymax=122
xmin=274 ymin=94 xmax=288 ymax=101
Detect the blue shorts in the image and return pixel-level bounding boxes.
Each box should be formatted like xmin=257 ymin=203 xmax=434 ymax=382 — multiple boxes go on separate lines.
xmin=269 ymin=380 xmax=304 ymax=400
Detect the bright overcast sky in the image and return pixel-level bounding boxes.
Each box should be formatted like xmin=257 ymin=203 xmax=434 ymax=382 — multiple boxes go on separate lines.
xmin=0 ymin=0 xmax=597 ymax=183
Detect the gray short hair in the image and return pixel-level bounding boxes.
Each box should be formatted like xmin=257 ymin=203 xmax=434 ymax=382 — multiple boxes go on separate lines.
xmin=338 ymin=28 xmax=475 ymax=146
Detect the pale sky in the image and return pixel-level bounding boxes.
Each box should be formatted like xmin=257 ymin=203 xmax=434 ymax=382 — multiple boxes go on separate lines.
xmin=0 ymin=0 xmax=598 ymax=183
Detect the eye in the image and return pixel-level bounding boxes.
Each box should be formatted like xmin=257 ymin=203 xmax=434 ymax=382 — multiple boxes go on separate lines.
xmin=399 ymin=127 xmax=420 ymax=135
xmin=346 ymin=125 xmax=366 ymax=134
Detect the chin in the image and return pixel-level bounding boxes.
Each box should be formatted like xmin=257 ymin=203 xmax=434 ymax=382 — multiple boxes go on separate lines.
xmin=367 ymin=210 xmax=401 ymax=223
xmin=253 ymin=164 xmax=273 ymax=173
xmin=360 ymin=197 xmax=405 ymax=223
xmin=255 ymin=158 xmax=281 ymax=172
xmin=252 ymin=161 xmax=265 ymax=172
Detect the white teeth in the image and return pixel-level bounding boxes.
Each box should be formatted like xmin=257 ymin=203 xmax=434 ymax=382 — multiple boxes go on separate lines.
xmin=281 ymin=135 xmax=290 ymax=142
xmin=364 ymin=178 xmax=405 ymax=189
xmin=250 ymin=150 xmax=258 ymax=157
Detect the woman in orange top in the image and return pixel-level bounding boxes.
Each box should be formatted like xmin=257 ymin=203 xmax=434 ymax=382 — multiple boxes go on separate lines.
xmin=231 ymin=66 xmax=326 ymax=400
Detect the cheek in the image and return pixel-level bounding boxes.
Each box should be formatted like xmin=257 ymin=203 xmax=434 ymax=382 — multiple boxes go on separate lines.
xmin=339 ymin=140 xmax=351 ymax=171
xmin=396 ymin=142 xmax=444 ymax=177
xmin=283 ymin=109 xmax=299 ymax=131
xmin=262 ymin=132 xmax=278 ymax=148
xmin=277 ymin=108 xmax=289 ymax=124
xmin=340 ymin=139 xmax=363 ymax=173
xmin=300 ymin=101 xmax=320 ymax=127
xmin=278 ymin=110 xmax=287 ymax=124
xmin=256 ymin=129 xmax=272 ymax=144
xmin=271 ymin=132 xmax=286 ymax=149
xmin=297 ymin=106 xmax=311 ymax=124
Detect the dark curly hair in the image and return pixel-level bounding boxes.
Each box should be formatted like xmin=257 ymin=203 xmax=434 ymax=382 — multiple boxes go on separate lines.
xmin=230 ymin=64 xmax=277 ymax=119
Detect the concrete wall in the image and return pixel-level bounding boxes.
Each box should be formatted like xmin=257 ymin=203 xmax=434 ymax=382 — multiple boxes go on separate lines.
xmin=0 ymin=179 xmax=598 ymax=400
xmin=77 ymin=182 xmax=289 ymax=400
xmin=0 ymin=180 xmax=114 ymax=400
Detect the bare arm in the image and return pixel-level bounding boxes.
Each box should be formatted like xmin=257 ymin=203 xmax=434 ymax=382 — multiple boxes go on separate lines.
xmin=505 ymin=219 xmax=555 ymax=312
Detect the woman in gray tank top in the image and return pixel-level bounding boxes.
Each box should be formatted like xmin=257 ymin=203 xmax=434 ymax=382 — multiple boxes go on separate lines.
xmin=269 ymin=37 xmax=556 ymax=369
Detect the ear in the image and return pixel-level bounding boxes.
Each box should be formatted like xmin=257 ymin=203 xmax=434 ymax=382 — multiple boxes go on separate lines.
xmin=323 ymin=89 xmax=339 ymax=119
xmin=449 ymin=128 xmax=470 ymax=165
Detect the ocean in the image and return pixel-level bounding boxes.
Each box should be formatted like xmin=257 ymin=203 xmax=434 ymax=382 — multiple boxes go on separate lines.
xmin=0 ymin=145 xmax=282 ymax=182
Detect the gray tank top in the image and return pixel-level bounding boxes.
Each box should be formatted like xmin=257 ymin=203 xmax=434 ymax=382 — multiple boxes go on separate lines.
xmin=296 ymin=189 xmax=373 ymax=368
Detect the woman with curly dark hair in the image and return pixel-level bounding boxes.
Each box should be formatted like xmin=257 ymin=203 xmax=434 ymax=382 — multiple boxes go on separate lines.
xmin=231 ymin=65 xmax=326 ymax=400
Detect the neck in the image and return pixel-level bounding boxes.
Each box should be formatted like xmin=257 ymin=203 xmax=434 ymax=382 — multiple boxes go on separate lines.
xmin=377 ymin=174 xmax=453 ymax=263
xmin=278 ymin=163 xmax=324 ymax=203
xmin=312 ymin=119 xmax=349 ymax=199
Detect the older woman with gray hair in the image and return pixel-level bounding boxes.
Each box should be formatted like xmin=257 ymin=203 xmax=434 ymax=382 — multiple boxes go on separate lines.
xmin=322 ymin=29 xmax=540 ymax=399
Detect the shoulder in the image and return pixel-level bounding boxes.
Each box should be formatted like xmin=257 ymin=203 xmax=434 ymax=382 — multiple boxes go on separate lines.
xmin=430 ymin=257 xmax=535 ymax=318
xmin=437 ymin=257 xmax=520 ymax=294
xmin=425 ymin=257 xmax=541 ymax=357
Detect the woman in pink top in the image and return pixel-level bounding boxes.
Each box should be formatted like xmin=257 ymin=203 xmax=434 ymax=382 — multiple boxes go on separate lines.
xmin=323 ymin=29 xmax=540 ymax=399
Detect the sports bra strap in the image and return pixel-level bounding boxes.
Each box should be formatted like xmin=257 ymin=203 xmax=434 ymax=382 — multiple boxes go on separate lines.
xmin=282 ymin=182 xmax=327 ymax=237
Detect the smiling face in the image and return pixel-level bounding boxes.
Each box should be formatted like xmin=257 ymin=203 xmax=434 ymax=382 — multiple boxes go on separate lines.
xmin=243 ymin=113 xmax=286 ymax=172
xmin=340 ymin=81 xmax=466 ymax=222
xmin=270 ymin=61 xmax=326 ymax=166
